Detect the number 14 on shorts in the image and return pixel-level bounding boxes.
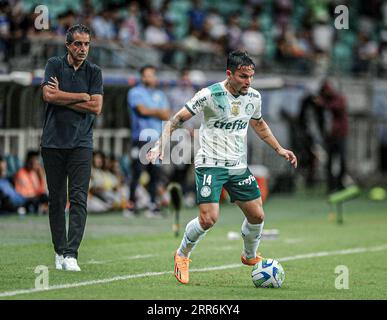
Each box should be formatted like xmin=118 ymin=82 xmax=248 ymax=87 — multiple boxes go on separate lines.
xmin=203 ymin=174 xmax=212 ymax=186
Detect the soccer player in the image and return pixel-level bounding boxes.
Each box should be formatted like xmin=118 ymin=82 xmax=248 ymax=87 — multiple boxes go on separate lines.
xmin=147 ymin=51 xmax=297 ymax=284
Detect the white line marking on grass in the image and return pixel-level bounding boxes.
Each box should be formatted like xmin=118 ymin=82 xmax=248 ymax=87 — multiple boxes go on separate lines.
xmin=83 ymin=254 xmax=156 ymax=265
xmin=278 ymin=244 xmax=387 ymax=262
xmin=2 ymin=244 xmax=387 ymax=298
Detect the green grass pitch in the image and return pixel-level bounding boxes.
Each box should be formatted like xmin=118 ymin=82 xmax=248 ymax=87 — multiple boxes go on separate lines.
xmin=0 ymin=192 xmax=386 ymax=300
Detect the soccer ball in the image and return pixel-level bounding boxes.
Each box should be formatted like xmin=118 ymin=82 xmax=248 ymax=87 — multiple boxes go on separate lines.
xmin=251 ymin=258 xmax=285 ymax=288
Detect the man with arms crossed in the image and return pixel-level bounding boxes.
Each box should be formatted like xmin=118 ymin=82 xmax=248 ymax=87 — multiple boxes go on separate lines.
xmin=41 ymin=24 xmax=103 ymax=271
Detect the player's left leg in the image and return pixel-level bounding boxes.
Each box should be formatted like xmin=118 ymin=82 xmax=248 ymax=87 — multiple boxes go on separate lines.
xmin=174 ymin=167 xmax=226 ymax=284
xmin=177 ymin=202 xmax=219 ymax=258
xmin=225 ymin=168 xmax=264 ymax=266
xmin=235 ymin=197 xmax=265 ymax=265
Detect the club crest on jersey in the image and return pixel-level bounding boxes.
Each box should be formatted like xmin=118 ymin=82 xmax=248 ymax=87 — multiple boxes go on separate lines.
xmin=200 ymin=186 xmax=211 ymax=197
xmin=245 ymin=103 xmax=254 ymax=115
xmin=231 ymin=101 xmax=241 ymax=116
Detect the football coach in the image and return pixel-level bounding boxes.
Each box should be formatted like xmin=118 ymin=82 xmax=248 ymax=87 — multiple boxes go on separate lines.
xmin=41 ymin=24 xmax=103 ymax=271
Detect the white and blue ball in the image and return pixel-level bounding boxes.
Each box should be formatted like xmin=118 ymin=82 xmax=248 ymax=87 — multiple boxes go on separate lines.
xmin=251 ymin=258 xmax=285 ymax=288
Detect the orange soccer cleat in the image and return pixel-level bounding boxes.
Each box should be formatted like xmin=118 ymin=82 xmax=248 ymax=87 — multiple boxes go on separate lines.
xmin=174 ymin=251 xmax=191 ymax=284
xmin=241 ymin=252 xmax=263 ymax=266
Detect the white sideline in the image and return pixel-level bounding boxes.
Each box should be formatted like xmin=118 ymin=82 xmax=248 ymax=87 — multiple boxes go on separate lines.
xmin=83 ymin=254 xmax=156 ymax=265
xmin=1 ymin=244 xmax=387 ymax=298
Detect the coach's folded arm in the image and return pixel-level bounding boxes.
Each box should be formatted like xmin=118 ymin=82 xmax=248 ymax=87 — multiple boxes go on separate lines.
xmin=42 ymin=85 xmax=103 ymax=115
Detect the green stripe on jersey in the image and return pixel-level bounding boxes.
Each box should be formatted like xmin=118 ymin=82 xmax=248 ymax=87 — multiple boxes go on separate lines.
xmin=208 ymin=83 xmax=229 ymax=113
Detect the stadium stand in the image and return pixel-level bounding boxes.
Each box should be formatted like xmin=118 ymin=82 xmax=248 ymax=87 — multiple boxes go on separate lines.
xmin=0 ymin=0 xmax=387 ymax=214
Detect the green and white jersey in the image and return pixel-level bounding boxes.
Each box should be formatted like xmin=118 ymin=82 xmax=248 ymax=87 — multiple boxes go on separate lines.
xmin=185 ymin=80 xmax=262 ymax=169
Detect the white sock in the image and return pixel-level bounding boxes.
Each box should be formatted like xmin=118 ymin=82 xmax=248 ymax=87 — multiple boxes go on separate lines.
xmin=177 ymin=217 xmax=208 ymax=258
xmin=241 ymin=219 xmax=264 ymax=259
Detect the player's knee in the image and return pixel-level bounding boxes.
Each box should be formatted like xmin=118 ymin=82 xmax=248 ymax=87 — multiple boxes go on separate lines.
xmin=250 ymin=208 xmax=265 ymax=224
xmin=256 ymin=211 xmax=265 ymax=224
xmin=199 ymin=211 xmax=218 ymax=230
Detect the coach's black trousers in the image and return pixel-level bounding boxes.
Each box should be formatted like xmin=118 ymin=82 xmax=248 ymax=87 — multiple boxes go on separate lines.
xmin=41 ymin=147 xmax=92 ymax=259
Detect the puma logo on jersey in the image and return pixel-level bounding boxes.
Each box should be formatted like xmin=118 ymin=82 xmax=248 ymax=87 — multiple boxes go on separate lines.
xmin=217 ymin=104 xmax=225 ymax=111
xmin=213 ymin=119 xmax=248 ymax=131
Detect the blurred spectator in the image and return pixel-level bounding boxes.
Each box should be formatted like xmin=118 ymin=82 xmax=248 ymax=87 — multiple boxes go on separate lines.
xmin=144 ymin=11 xmax=176 ymax=64
xmin=101 ymin=153 xmax=127 ymax=210
xmin=353 ymin=31 xmax=379 ymax=75
xmin=80 ymin=0 xmax=94 ymax=19
xmin=0 ymin=154 xmax=26 ymax=214
xmin=166 ymin=69 xmax=198 ymax=129
xmin=13 ymin=150 xmax=48 ymax=214
xmin=108 ymin=155 xmax=129 ymax=208
xmin=163 ymin=19 xmax=177 ymax=64
xmin=54 ymin=10 xmax=76 ymax=37
xmin=8 ymin=3 xmax=29 ymax=59
xmin=91 ymin=6 xmax=117 ymax=40
xmin=0 ymin=0 xmax=10 ymax=62
xmin=205 ymin=8 xmax=227 ymax=41
xmin=241 ymin=19 xmax=265 ymax=68
xmin=311 ymin=12 xmax=334 ymax=54
xmin=144 ymin=11 xmax=169 ymax=47
xmin=166 ymin=69 xmax=200 ymax=205
xmin=88 ymin=151 xmax=128 ymax=212
xmin=126 ymin=65 xmax=171 ymax=218
xmin=378 ymin=30 xmax=387 ymax=77
xmin=187 ymin=0 xmax=207 ymax=32
xmin=276 ymin=27 xmax=313 ymax=73
xmin=181 ymin=25 xmax=222 ymax=67
xmin=316 ymin=81 xmax=349 ymax=192
xmin=118 ymin=1 xmax=142 ymax=45
xmin=88 ymin=151 xmax=111 ymax=212
xmin=297 ymin=93 xmax=325 ymax=187
xmin=383 ymin=1 xmax=387 ymax=27
xmin=274 ymin=0 xmax=293 ymax=29
xmin=227 ymin=13 xmax=242 ymax=52
xmin=358 ymin=0 xmax=381 ymax=30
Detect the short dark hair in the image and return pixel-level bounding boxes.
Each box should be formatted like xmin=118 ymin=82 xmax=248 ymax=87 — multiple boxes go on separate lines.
xmin=66 ymin=24 xmax=91 ymax=44
xmin=226 ymin=50 xmax=255 ymax=73
xmin=24 ymin=150 xmax=40 ymax=167
xmin=140 ymin=64 xmax=156 ymax=75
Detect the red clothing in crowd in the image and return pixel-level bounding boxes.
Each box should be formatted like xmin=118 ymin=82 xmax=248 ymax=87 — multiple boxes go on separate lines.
xmin=14 ymin=168 xmax=46 ymax=198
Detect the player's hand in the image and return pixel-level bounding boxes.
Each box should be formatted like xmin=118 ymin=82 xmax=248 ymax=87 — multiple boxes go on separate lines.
xmin=277 ymin=147 xmax=297 ymax=168
xmin=47 ymin=77 xmax=59 ymax=91
xmin=146 ymin=141 xmax=163 ymax=164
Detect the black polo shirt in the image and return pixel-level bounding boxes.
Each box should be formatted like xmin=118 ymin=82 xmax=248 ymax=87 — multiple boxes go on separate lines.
xmin=41 ymin=54 xmax=103 ymax=149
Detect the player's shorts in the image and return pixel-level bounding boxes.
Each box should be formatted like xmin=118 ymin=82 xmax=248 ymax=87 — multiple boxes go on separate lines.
xmin=195 ymin=167 xmax=261 ymax=204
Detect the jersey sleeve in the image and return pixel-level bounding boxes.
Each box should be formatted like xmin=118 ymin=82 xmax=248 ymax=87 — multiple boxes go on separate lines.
xmin=89 ymin=66 xmax=104 ymax=95
xmin=251 ymin=94 xmax=262 ymax=120
xmin=41 ymin=57 xmax=59 ymax=87
xmin=185 ymin=88 xmax=209 ymax=115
